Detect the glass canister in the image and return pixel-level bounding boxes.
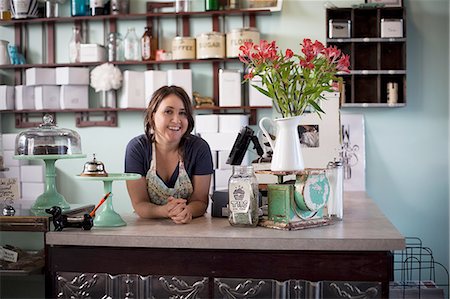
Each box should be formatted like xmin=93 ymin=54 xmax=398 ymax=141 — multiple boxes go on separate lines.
xmin=326 ymin=161 xmax=344 ymax=220
xmin=123 ymin=27 xmax=141 ymax=61
xmin=69 ymin=26 xmax=84 ymax=63
xmin=228 ymin=165 xmax=259 ymax=227
xmin=196 ymin=32 xmax=225 ymax=59
xmin=106 ymin=32 xmax=123 ymax=62
xmin=226 ymin=27 xmax=260 ymax=58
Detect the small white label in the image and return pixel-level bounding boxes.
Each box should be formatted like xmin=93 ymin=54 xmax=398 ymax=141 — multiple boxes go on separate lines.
xmin=0 ymin=247 xmax=18 ymax=263
xmin=229 ymin=181 xmax=251 ymax=213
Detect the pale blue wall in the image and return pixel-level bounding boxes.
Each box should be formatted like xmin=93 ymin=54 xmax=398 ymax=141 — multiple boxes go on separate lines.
xmin=0 ymin=0 xmax=448 ymax=286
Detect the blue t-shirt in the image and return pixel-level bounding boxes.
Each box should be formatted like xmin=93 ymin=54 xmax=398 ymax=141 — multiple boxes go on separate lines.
xmin=125 ymin=134 xmax=214 ymax=187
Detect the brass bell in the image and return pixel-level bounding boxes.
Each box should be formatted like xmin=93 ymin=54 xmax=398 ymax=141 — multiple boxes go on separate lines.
xmin=80 ymin=154 xmax=108 ymax=177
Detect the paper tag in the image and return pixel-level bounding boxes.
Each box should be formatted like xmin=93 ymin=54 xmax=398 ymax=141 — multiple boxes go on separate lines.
xmin=0 ymin=178 xmax=19 ymax=202
xmin=0 ymin=246 xmax=19 ymax=263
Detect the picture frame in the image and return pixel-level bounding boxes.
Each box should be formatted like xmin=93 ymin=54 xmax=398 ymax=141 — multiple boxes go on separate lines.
xmin=365 ymin=0 xmax=402 ymax=7
xmin=246 ymin=0 xmax=283 ymax=12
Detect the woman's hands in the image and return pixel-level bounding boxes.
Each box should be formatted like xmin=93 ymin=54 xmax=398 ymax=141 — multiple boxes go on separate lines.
xmin=166 ymin=197 xmax=192 ymax=224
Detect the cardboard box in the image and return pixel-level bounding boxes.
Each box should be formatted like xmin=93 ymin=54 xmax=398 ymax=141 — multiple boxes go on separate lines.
xmin=118 ymin=71 xmax=145 ymax=108
xmin=15 ymin=85 xmax=35 ymax=110
xmin=1 ymin=134 xmax=18 ymax=151
xmin=0 ymin=85 xmax=14 ymax=110
xmin=249 ymin=76 xmax=272 ymax=107
xmin=144 ymin=70 xmax=167 ymax=106
xmin=56 ymin=67 xmax=90 ymax=85
xmin=219 ymin=69 xmax=241 ymax=107
xmin=198 ymin=132 xmax=237 ymax=151
xmin=381 ymin=19 xmax=403 ymax=38
xmin=167 ymin=69 xmax=192 ymax=99
xmin=26 ymin=68 xmax=56 ymax=86
xmin=21 ymin=182 xmax=45 ymax=200
xmin=20 ymin=165 xmax=44 ymax=183
xmin=195 ymin=115 xmax=219 ymax=133
xmin=218 ymin=114 xmax=248 ymax=133
xmin=35 ymin=86 xmax=60 ymax=110
xmin=60 ymin=85 xmax=89 ymax=109
xmin=80 ymin=44 xmax=106 ymax=63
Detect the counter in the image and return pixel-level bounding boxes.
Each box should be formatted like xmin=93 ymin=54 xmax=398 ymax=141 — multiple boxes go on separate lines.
xmin=46 ymin=192 xmax=405 ymax=298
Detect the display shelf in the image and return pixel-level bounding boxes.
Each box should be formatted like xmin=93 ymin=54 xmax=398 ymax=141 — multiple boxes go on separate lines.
xmin=326 ymin=7 xmax=406 ymax=107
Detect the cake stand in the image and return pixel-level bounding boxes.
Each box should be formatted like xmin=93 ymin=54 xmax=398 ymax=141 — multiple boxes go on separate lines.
xmin=75 ymin=173 xmax=140 ymax=227
xmin=14 ymin=154 xmax=86 ymax=215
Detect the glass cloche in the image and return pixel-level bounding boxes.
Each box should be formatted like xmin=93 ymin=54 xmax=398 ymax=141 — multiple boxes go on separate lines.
xmin=15 ymin=114 xmax=82 ymax=156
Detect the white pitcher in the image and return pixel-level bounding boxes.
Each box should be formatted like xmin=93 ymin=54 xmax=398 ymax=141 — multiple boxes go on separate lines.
xmin=0 ymin=40 xmax=10 ymax=65
xmin=259 ymin=116 xmax=305 ymax=172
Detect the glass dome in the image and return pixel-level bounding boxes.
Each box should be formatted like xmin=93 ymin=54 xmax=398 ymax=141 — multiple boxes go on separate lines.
xmin=15 ymin=114 xmax=82 ymax=156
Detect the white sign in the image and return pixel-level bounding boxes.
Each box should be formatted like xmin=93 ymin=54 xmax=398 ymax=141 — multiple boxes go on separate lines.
xmin=0 ymin=178 xmax=20 ymax=201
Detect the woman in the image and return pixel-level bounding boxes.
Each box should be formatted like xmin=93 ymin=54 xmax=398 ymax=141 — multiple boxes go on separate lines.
xmin=125 ymin=86 xmax=213 ymax=224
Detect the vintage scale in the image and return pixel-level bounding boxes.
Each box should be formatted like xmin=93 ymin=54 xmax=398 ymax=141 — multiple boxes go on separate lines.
xmin=14 ymin=114 xmax=86 ymax=215
xmin=227 ymin=126 xmax=335 ymax=230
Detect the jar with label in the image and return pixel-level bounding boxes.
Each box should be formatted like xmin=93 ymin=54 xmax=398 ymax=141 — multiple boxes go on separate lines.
xmin=69 ymin=27 xmax=84 ymax=63
xmin=228 ymin=165 xmax=259 ymax=227
xmin=124 ymin=27 xmax=141 ymax=61
xmin=226 ymin=27 xmax=260 ymax=58
xmin=0 ymin=0 xmax=12 ymax=20
xmin=90 ymin=0 xmax=105 ymax=16
xmin=196 ymin=32 xmax=225 ymax=59
xmin=172 ymin=36 xmax=196 ymax=60
xmin=141 ymin=26 xmax=157 ymax=61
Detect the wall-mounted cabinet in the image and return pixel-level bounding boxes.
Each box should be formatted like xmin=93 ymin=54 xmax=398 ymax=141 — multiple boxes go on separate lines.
xmin=0 ymin=8 xmax=272 ymax=127
xmin=326 ymin=7 xmax=406 ymax=107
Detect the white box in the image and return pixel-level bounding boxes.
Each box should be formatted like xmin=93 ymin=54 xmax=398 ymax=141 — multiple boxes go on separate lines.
xmin=167 ymin=69 xmax=192 ymax=99
xmin=199 ymin=132 xmax=237 ymax=151
xmin=0 ymin=85 xmax=14 ymax=110
xmin=15 ymin=85 xmax=35 ymax=110
xmin=3 ymin=150 xmax=27 ymax=167
xmin=381 ymin=19 xmax=403 ymax=38
xmin=20 ymin=165 xmax=44 ymax=183
xmin=26 ymin=68 xmax=56 ymax=86
xmin=214 ymin=168 xmax=233 ymax=190
xmin=80 ymin=44 xmax=106 ymax=63
xmin=218 ymin=150 xmax=249 ymax=169
xmin=218 ymin=114 xmax=248 ymax=133
xmin=119 ymin=71 xmax=145 ymax=108
xmin=144 ymin=70 xmax=167 ymax=106
xmin=60 ymin=85 xmax=89 ymax=109
xmin=1 ymin=134 xmax=17 ymax=151
xmin=211 ymin=151 xmax=217 ymax=169
xmin=35 ymin=85 xmax=60 ymax=110
xmin=249 ymin=76 xmax=273 ymax=107
xmin=56 ymin=67 xmax=90 ymax=85
xmin=195 ymin=115 xmax=219 ymax=133
xmin=219 ymin=69 xmax=241 ymax=107
xmin=21 ymin=182 xmax=45 ymax=200
xmin=0 ymin=166 xmax=20 ymax=179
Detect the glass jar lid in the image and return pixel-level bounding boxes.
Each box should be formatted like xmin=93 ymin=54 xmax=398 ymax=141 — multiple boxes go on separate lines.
xmin=15 ymin=114 xmax=82 ymax=156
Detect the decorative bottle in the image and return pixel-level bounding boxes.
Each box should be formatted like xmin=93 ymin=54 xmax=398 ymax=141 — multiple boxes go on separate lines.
xmin=141 ymin=26 xmax=157 ymax=61
xmin=123 ymin=27 xmax=140 ymax=61
xmin=71 ymin=0 xmax=88 ymax=16
xmin=90 ymin=0 xmax=105 ymax=16
xmin=0 ymin=0 xmax=12 ymax=20
xmin=69 ymin=27 xmax=84 ymax=63
xmin=228 ymin=165 xmax=259 ymax=227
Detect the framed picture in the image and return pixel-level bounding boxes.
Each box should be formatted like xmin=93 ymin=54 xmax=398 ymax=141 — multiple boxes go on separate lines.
xmin=366 ymin=0 xmax=402 ymax=7
xmin=246 ymin=0 xmax=283 ymax=12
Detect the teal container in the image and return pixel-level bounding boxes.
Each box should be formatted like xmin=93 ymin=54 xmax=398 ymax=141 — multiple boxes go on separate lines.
xmin=71 ymin=0 xmax=88 ymax=16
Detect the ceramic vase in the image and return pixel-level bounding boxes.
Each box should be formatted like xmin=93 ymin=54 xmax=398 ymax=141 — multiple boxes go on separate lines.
xmin=259 ymin=115 xmax=304 ymax=172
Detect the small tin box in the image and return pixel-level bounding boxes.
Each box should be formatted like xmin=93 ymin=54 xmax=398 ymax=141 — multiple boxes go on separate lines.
xmin=328 ymin=19 xmax=351 ymax=38
xmin=381 ymin=19 xmax=403 ymax=38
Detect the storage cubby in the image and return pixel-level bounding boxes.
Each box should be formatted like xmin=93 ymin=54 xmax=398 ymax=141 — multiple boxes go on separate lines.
xmin=326 ymin=7 xmax=406 ymax=107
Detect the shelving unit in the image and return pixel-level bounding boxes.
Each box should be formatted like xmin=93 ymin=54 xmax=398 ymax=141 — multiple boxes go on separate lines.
xmin=0 ymin=8 xmax=272 ymax=127
xmin=326 ymin=7 xmax=406 ymax=107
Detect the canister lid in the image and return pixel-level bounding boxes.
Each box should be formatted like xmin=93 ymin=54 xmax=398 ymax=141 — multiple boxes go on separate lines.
xmin=197 ymin=31 xmax=225 ymax=38
xmin=173 ymin=36 xmax=196 ymax=41
xmin=228 ymin=27 xmax=259 ymax=33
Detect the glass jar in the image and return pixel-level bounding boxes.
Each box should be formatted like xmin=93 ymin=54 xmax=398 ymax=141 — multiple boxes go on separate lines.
xmin=228 ymin=165 xmax=259 ymax=227
xmin=106 ymin=32 xmax=123 ymax=62
xmin=69 ymin=26 xmax=84 ymax=63
xmin=0 ymin=0 xmax=12 ymax=20
xmin=110 ymin=0 xmax=129 ymax=15
xmin=123 ymin=27 xmax=141 ymax=61
xmin=326 ymin=161 xmax=344 ymax=220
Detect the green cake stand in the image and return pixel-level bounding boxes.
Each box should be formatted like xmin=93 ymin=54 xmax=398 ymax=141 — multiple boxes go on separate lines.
xmin=75 ymin=173 xmax=140 ymax=227
xmin=14 ymin=154 xmax=86 ymax=216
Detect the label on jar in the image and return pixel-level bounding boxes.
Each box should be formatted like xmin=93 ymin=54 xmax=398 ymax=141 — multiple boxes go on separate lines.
xmin=229 ymin=181 xmax=252 ymax=213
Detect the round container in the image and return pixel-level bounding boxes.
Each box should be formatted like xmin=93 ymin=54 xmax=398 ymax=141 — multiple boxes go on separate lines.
xmin=15 ymin=114 xmax=82 ymax=156
xmin=226 ymin=27 xmax=260 ymax=58
xmin=196 ymin=32 xmax=225 ymax=59
xmin=172 ymin=36 xmax=196 ymax=60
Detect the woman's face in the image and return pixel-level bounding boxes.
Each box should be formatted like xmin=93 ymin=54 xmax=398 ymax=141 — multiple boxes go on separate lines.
xmin=153 ymin=94 xmax=189 ymax=145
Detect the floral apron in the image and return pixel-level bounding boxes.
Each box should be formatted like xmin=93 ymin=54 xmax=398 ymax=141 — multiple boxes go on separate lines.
xmin=146 ymin=143 xmax=193 ymax=205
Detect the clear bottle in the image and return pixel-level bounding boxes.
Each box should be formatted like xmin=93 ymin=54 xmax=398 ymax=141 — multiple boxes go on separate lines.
xmin=141 ymin=26 xmax=157 ymax=61
xmin=71 ymin=0 xmax=88 ymax=16
xmin=124 ymin=27 xmax=141 ymax=61
xmin=228 ymin=165 xmax=259 ymax=227
xmin=90 ymin=0 xmax=105 ymax=16
xmin=326 ymin=160 xmax=344 ymax=220
xmin=0 ymin=0 xmax=12 ymax=20
xmin=106 ymin=32 xmax=123 ymax=62
xmin=69 ymin=27 xmax=84 ymax=63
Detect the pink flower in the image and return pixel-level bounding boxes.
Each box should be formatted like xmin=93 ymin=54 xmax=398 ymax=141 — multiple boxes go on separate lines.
xmin=285 ymin=49 xmax=293 ymax=59
xmin=244 ymin=72 xmax=255 ymax=80
xmin=337 ymin=54 xmax=350 ymax=73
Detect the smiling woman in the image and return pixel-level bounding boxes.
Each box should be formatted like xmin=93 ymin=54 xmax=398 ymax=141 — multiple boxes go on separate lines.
xmin=124 ymin=86 xmax=214 ymax=224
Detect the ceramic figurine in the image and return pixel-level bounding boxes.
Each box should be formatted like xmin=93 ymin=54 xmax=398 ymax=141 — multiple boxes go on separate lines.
xmin=8 ymin=44 xmax=26 ymax=65
xmin=45 ymin=206 xmax=93 ymax=231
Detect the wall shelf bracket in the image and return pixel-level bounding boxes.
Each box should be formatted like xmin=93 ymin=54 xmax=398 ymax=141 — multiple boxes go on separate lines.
xmin=75 ymin=111 xmax=118 ymax=127
xmin=15 ymin=112 xmax=56 ymax=128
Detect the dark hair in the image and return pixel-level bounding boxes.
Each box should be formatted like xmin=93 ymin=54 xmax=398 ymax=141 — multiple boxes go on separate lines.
xmin=144 ymin=85 xmax=195 ymax=150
